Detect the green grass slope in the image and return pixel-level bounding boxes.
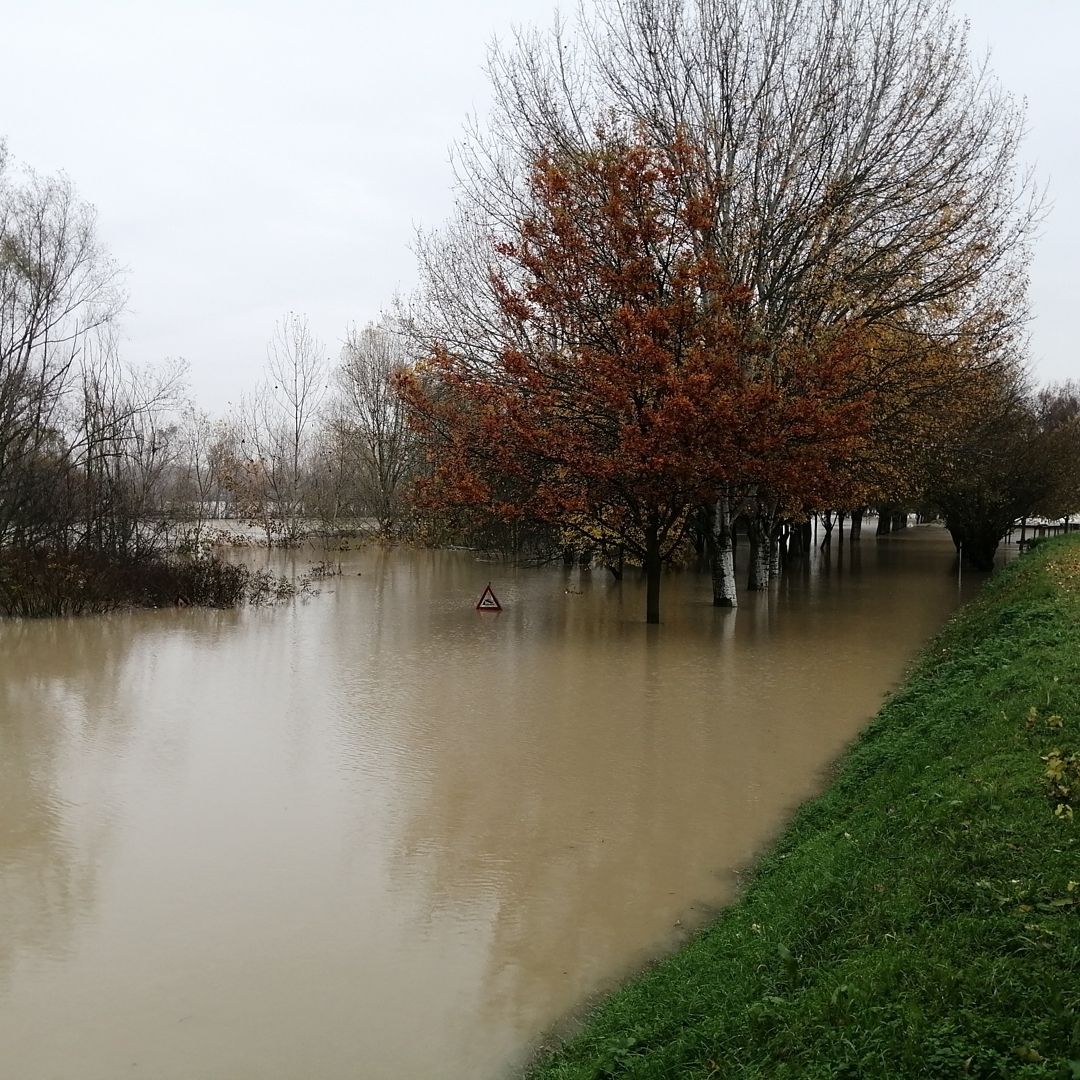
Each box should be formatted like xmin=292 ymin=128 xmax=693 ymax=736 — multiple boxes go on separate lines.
xmin=528 ymin=536 xmax=1080 ymax=1080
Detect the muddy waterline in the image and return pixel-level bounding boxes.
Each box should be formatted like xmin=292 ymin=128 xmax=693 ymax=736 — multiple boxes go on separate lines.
xmin=0 ymin=527 xmax=982 ymax=1079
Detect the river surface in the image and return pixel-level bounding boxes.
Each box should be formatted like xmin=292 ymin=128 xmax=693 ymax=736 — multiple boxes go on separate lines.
xmin=0 ymin=526 xmax=983 ymax=1079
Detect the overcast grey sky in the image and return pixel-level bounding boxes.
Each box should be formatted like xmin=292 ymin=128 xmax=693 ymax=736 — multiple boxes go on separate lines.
xmin=1 ymin=1 xmax=1076 ymax=410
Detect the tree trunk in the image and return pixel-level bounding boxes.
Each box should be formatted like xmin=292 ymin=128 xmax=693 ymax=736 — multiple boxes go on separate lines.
xmin=746 ymin=522 xmax=761 ymax=589
xmin=820 ymin=509 xmax=835 ymax=548
xmin=876 ymin=506 xmax=892 ymax=535
xmin=786 ymin=519 xmax=806 ymax=557
xmin=606 ymin=546 xmax=624 ymax=581
xmin=709 ymin=496 xmax=737 ymax=607
xmin=692 ymin=506 xmax=709 ymax=559
xmin=754 ymin=537 xmax=770 ymax=589
xmin=850 ymin=508 xmax=864 ymax=540
xmin=785 ymin=521 xmax=801 ymax=556
xmin=746 ymin=516 xmax=770 ymax=590
xmin=768 ymin=519 xmax=783 ymax=580
xmin=645 ymin=517 xmax=662 ymax=624
xmin=949 ymin=525 xmax=999 ymax=571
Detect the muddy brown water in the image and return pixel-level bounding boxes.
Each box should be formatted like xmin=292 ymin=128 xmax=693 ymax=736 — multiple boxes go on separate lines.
xmin=0 ymin=526 xmax=984 ymax=1079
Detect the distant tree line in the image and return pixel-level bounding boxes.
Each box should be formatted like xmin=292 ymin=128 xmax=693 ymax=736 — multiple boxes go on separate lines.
xmin=0 ymin=144 xmax=422 ymax=612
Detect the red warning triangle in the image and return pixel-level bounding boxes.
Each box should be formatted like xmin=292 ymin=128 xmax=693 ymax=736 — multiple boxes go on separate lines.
xmin=475 ymin=583 xmax=502 ymax=611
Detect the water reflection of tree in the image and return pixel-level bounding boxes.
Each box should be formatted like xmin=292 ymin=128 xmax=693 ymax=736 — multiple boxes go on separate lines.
xmin=0 ymin=699 xmax=97 ymax=987
xmin=328 ymin=553 xmax=845 ymax=1058
xmin=0 ymin=613 xmax=233 ymax=990
xmin=321 ymin=537 xmax=968 ymax=1068
xmin=1 ymin=621 xmax=113 ymax=986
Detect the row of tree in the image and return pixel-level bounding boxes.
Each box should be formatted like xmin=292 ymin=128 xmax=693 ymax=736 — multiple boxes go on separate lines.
xmin=0 ymin=141 xmax=418 ymax=562
xmin=395 ymin=0 xmax=1080 ymax=619
xmin=3 ymin=0 xmax=1079 ymax=624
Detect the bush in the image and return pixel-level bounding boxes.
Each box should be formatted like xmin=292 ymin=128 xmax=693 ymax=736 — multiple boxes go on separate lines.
xmin=0 ymin=549 xmax=286 ymax=616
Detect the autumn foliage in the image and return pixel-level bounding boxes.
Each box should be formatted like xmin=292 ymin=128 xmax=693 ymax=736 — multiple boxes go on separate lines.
xmin=397 ymin=136 xmax=875 ymax=621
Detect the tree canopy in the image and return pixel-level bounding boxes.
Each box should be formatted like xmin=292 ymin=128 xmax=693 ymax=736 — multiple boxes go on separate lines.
xmin=401 ymin=0 xmax=1043 ymax=616
xmin=403 ymin=135 xmax=890 ymax=621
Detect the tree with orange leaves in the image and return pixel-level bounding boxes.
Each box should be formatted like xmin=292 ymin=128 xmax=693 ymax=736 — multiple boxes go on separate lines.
xmin=398 ymin=135 xmax=872 ymax=623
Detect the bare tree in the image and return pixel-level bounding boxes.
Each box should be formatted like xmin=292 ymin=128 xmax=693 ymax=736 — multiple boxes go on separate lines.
xmin=218 ymin=404 xmax=274 ymax=542
xmin=460 ymin=0 xmax=1035 ymax=339
xmin=0 ymin=147 xmax=124 ymax=546
xmin=169 ymin=403 xmax=226 ymax=550
xmin=75 ymin=336 xmax=186 ymax=558
xmin=306 ymin=407 xmax=357 ymax=543
xmin=335 ymin=321 xmax=416 ymax=534
xmin=230 ymin=314 xmax=328 ymax=545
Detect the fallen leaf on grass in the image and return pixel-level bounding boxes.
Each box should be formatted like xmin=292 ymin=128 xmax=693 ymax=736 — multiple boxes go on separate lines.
xmin=1045 ymin=751 xmax=1068 ymax=782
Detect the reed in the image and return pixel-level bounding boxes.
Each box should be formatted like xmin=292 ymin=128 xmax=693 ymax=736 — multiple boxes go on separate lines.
xmin=0 ymin=549 xmax=282 ymax=616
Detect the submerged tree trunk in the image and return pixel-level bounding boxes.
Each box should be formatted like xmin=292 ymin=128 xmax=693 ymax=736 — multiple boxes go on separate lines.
xmin=709 ymin=495 xmax=737 ymax=607
xmin=876 ymin=506 xmax=893 ymax=535
xmin=785 ymin=521 xmax=800 ymax=556
xmin=645 ymin=524 xmax=661 ymax=624
xmin=948 ymin=525 xmax=1000 ymax=571
xmin=747 ymin=497 xmax=781 ymax=590
xmin=746 ymin=516 xmax=770 ymax=591
xmin=850 ymin=508 xmax=864 ymax=540
xmin=790 ymin=518 xmax=807 ymax=557
xmin=820 ymin=509 xmax=835 ymax=548
xmin=753 ymin=535 xmax=770 ymax=590
xmin=606 ymin=545 xmax=624 ymax=581
xmin=768 ymin=519 xmax=783 ymax=580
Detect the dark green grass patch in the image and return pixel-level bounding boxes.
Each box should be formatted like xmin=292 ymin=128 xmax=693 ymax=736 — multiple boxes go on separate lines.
xmin=528 ymin=536 xmax=1080 ymax=1080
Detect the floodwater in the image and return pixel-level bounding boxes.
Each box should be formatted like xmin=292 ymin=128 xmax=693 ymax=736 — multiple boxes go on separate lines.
xmin=0 ymin=526 xmax=983 ymax=1079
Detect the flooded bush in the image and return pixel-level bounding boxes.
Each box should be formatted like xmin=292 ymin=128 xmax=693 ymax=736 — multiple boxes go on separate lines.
xmin=0 ymin=549 xmax=291 ymax=617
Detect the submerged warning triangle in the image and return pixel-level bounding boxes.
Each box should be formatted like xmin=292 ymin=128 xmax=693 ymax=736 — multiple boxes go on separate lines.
xmin=475 ymin=583 xmax=502 ymax=611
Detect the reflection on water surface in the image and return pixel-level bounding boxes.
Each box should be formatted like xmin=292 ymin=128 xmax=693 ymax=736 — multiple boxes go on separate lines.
xmin=0 ymin=527 xmax=980 ymax=1079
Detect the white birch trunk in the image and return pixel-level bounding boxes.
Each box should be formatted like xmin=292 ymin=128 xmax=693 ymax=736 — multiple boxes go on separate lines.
xmin=710 ymin=495 xmax=737 ymax=607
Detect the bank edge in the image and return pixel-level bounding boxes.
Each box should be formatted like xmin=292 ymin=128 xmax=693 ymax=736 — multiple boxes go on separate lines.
xmin=527 ymin=534 xmax=1080 ymax=1080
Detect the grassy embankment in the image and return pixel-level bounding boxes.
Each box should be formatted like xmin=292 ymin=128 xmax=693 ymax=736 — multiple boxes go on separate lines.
xmin=529 ymin=535 xmax=1080 ymax=1079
